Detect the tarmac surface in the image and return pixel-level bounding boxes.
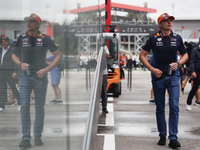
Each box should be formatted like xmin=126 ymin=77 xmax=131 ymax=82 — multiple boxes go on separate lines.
xmin=95 ymin=70 xmax=200 ymax=150
xmin=0 ymin=71 xmax=70 ymax=150
xmin=0 ymin=69 xmax=200 ymax=150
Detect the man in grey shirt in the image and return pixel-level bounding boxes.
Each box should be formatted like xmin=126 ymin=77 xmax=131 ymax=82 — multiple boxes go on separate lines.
xmin=102 ymin=45 xmax=109 ymax=114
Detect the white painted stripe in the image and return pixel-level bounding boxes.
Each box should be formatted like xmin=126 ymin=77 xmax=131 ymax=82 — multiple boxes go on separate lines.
xmin=116 ymin=101 xmax=150 ymax=105
xmin=107 ymin=97 xmax=114 ymax=101
xmin=98 ymin=97 xmax=115 ymax=150
xmin=65 ymin=101 xmax=90 ymax=105
xmin=103 ymin=134 xmax=115 ymax=150
xmin=106 ymin=103 xmax=114 ymax=126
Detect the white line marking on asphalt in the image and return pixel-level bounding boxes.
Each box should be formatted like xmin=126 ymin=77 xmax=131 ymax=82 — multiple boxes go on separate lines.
xmin=116 ymin=101 xmax=150 ymax=105
xmin=98 ymin=97 xmax=115 ymax=150
xmin=103 ymin=134 xmax=115 ymax=150
xmin=66 ymin=101 xmax=90 ymax=105
xmin=107 ymin=97 xmax=113 ymax=101
xmin=106 ymin=103 xmax=114 ymax=126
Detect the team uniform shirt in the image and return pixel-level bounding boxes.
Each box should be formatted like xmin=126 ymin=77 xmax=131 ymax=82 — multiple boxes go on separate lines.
xmin=13 ymin=31 xmax=57 ymax=81
xmin=143 ymin=30 xmax=187 ymax=82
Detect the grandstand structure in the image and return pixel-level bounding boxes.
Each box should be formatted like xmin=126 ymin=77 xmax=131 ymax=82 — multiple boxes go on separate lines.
xmin=67 ymin=2 xmax=158 ymax=56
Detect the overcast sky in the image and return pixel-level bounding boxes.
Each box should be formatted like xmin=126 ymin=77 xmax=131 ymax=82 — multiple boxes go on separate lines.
xmin=0 ymin=0 xmax=199 ymax=24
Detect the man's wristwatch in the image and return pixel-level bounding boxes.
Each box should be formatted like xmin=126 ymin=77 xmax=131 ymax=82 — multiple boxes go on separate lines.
xmin=177 ymin=62 xmax=180 ymax=68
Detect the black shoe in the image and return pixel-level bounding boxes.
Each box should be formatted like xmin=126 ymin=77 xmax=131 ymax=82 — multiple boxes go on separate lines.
xmin=168 ymin=139 xmax=181 ymax=149
xmin=102 ymin=108 xmax=108 ymax=114
xmin=19 ymin=140 xmax=31 ymax=148
xmin=194 ymin=100 xmax=200 ymax=106
xmin=149 ymin=99 xmax=155 ymax=103
xmin=5 ymin=101 xmax=16 ymax=106
xmin=55 ymin=100 xmax=63 ymax=103
xmin=34 ymin=137 xmax=43 ymax=146
xmin=49 ymin=99 xmax=57 ymax=103
xmin=157 ymin=136 xmax=166 ymax=145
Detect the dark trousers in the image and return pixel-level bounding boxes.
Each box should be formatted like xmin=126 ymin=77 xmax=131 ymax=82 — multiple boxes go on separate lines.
xmin=0 ymin=76 xmax=21 ymax=109
xmin=187 ymin=70 xmax=200 ymax=105
xmin=102 ymin=75 xmax=107 ymax=108
xmin=120 ymin=66 xmax=125 ymax=79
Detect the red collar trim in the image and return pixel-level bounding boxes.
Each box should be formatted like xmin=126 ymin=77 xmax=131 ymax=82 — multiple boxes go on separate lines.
xmin=28 ymin=35 xmax=37 ymax=39
xmin=161 ymin=35 xmax=171 ymax=38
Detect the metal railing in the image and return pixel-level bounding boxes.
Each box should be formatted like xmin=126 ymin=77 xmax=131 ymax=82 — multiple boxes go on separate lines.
xmin=82 ymin=47 xmax=106 ymax=150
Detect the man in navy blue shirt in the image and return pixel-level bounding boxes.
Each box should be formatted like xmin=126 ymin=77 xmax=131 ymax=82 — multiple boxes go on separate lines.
xmin=139 ymin=13 xmax=188 ymax=149
xmin=12 ymin=13 xmax=61 ymax=148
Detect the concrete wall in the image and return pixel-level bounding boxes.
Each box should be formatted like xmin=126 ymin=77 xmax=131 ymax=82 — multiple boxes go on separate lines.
xmin=0 ymin=20 xmax=47 ymax=40
xmin=172 ymin=19 xmax=200 ymax=42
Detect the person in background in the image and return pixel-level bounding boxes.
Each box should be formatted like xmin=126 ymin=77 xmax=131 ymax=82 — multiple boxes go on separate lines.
xmin=0 ymin=37 xmax=21 ymax=111
xmin=181 ymin=41 xmax=197 ymax=94
xmin=102 ymin=41 xmax=110 ymax=114
xmin=149 ymin=54 xmax=155 ymax=103
xmin=139 ymin=13 xmax=188 ymax=149
xmin=126 ymin=55 xmax=133 ymax=70
xmin=12 ymin=13 xmax=61 ymax=148
xmin=186 ymin=40 xmax=200 ymax=110
xmin=120 ymin=52 xmax=126 ymax=79
xmin=178 ymin=53 xmax=186 ymax=95
xmin=190 ymin=79 xmax=200 ymax=106
xmin=133 ymin=58 xmax=137 ymax=70
xmin=46 ymin=54 xmax=62 ymax=104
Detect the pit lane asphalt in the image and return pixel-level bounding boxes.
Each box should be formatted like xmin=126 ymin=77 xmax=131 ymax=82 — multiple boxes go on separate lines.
xmin=0 ymin=70 xmax=200 ymax=150
xmin=95 ymin=70 xmax=200 ymax=150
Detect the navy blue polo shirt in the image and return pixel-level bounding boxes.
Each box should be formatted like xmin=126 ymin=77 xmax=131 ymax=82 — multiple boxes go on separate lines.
xmin=143 ymin=30 xmax=187 ymax=82
xmin=13 ymin=31 xmax=57 ymax=80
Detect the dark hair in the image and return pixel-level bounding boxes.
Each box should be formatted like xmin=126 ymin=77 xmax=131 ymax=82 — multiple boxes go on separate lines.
xmin=1 ymin=37 xmax=10 ymax=43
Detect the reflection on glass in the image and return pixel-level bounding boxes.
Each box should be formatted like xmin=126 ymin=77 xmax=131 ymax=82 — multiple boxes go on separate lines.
xmin=0 ymin=0 xmax=103 ymax=149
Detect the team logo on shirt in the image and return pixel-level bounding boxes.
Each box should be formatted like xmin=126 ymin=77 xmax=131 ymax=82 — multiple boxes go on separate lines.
xmin=39 ymin=33 xmax=45 ymax=38
xmin=171 ymin=42 xmax=177 ymax=46
xmin=157 ymin=38 xmax=162 ymax=41
xmin=37 ymin=38 xmax=42 ymax=42
xmin=154 ymin=33 xmax=160 ymax=38
xmin=22 ymin=38 xmax=28 ymax=42
xmin=22 ymin=38 xmax=31 ymax=47
xmin=156 ymin=42 xmax=163 ymax=46
xmin=171 ymin=38 xmax=176 ymax=41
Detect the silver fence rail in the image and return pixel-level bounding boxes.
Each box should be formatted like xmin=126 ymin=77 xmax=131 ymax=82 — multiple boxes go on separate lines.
xmin=82 ymin=47 xmax=106 ymax=150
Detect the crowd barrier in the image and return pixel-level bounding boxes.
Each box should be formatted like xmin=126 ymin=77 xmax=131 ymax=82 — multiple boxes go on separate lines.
xmin=82 ymin=47 xmax=106 ymax=150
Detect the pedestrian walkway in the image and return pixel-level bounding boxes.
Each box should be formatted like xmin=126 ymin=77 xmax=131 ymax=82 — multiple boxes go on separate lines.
xmin=1 ymin=70 xmax=200 ymax=150
xmin=95 ymin=70 xmax=200 ymax=150
xmin=0 ymin=70 xmax=94 ymax=150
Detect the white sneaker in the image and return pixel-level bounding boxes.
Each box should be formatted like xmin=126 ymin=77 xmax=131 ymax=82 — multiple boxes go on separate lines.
xmin=0 ymin=107 xmax=4 ymax=112
xmin=18 ymin=105 xmax=21 ymax=111
xmin=186 ymin=104 xmax=192 ymax=111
